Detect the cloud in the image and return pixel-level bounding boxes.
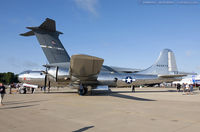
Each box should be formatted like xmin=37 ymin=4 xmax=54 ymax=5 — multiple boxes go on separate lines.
xmin=74 ymin=0 xmax=98 ymax=16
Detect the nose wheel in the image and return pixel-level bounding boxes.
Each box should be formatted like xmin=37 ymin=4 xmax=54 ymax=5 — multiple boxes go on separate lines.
xmin=19 ymin=87 xmax=27 ymax=94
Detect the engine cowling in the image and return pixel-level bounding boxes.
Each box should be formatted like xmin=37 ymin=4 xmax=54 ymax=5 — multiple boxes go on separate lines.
xmin=47 ymin=66 xmax=70 ymax=82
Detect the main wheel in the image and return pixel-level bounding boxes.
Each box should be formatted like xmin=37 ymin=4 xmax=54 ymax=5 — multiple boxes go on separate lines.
xmin=78 ymin=86 xmax=88 ymax=96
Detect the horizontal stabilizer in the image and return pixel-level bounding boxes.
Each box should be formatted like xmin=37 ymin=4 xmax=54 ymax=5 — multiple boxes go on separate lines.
xmin=20 ymin=31 xmax=35 ymax=36
xmin=70 ymin=54 xmax=104 ymax=81
xmin=158 ymin=74 xmax=186 ymax=78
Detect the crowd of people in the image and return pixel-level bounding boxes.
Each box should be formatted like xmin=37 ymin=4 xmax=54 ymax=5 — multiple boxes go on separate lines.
xmin=176 ymin=83 xmax=194 ymax=95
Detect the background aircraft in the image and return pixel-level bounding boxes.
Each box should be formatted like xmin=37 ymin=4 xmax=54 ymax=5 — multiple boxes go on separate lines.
xmin=173 ymin=75 xmax=200 ymax=87
xmin=18 ymin=18 xmax=188 ymax=95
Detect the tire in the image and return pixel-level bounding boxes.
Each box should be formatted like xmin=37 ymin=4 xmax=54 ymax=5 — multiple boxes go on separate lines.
xmin=78 ymin=87 xmax=88 ymax=96
xmin=19 ymin=88 xmax=27 ymax=94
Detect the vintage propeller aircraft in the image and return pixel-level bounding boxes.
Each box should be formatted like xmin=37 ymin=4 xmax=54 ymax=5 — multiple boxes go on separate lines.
xmin=18 ymin=18 xmax=187 ymax=95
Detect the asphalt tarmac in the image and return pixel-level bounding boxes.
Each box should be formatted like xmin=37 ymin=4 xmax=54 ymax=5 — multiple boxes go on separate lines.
xmin=0 ymin=87 xmax=200 ymax=132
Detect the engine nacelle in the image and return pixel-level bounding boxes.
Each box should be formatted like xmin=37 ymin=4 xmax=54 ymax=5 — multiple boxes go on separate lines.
xmin=47 ymin=66 xmax=70 ymax=82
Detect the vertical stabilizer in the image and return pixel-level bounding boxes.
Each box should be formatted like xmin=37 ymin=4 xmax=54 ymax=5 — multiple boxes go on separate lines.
xmin=137 ymin=49 xmax=178 ymax=75
xmin=168 ymin=51 xmax=178 ymax=72
xmin=20 ymin=18 xmax=70 ymax=64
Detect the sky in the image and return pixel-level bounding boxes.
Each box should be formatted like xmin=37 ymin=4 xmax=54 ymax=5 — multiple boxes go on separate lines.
xmin=0 ymin=0 xmax=200 ymax=74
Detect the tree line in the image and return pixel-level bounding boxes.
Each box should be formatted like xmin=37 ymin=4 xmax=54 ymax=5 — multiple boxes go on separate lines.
xmin=0 ymin=72 xmax=19 ymax=84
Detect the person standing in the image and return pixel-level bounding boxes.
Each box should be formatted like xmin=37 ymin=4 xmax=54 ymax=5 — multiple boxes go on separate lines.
xmin=185 ymin=83 xmax=190 ymax=95
xmin=190 ymin=84 xmax=193 ymax=94
xmin=182 ymin=83 xmax=186 ymax=93
xmin=0 ymin=83 xmax=6 ymax=106
xmin=31 ymin=87 xmax=36 ymax=94
xmin=177 ymin=83 xmax=181 ymax=92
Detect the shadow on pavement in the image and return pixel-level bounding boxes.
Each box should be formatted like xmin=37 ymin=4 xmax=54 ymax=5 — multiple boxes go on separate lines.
xmin=72 ymin=126 xmax=94 ymax=132
xmin=5 ymin=100 xmax=47 ymax=105
xmin=113 ymin=89 xmax=177 ymax=93
xmin=45 ymin=91 xmax=77 ymax=94
xmin=109 ymin=93 xmax=156 ymax=101
xmin=0 ymin=104 xmax=38 ymax=109
xmin=20 ymin=89 xmax=157 ymax=101
xmin=91 ymin=90 xmax=156 ymax=101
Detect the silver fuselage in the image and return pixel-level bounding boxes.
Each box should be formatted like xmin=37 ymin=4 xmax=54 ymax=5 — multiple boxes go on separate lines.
xmin=18 ymin=63 xmax=181 ymax=88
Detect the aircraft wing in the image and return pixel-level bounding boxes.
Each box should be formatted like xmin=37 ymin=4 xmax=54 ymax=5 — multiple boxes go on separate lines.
xmin=101 ymin=65 xmax=141 ymax=73
xmin=158 ymin=74 xmax=186 ymax=78
xmin=70 ymin=54 xmax=104 ymax=83
xmin=109 ymin=66 xmax=141 ymax=73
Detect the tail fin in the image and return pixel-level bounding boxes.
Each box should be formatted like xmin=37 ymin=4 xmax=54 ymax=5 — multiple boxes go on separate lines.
xmin=137 ymin=49 xmax=178 ymax=75
xmin=20 ymin=18 xmax=70 ymax=64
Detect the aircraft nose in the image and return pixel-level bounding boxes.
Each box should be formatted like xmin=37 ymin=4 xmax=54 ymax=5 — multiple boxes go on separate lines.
xmin=18 ymin=73 xmax=24 ymax=82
